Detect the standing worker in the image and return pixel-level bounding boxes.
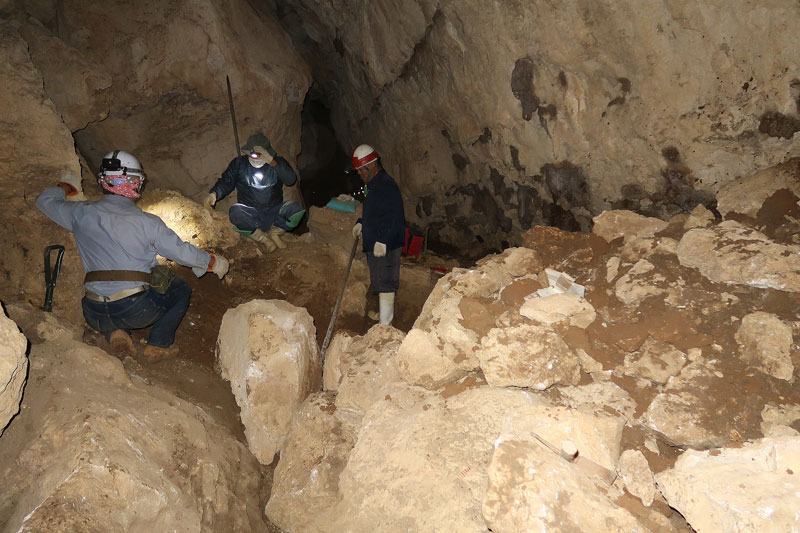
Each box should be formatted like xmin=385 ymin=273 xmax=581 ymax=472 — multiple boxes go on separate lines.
xmin=36 ymin=150 xmax=229 ymax=362
xmin=205 ymin=132 xmax=305 ymax=251
xmin=350 ymin=144 xmax=405 ymax=326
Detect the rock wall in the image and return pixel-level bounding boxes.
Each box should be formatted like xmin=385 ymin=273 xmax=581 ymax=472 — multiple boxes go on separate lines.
xmin=271 ymin=0 xmax=800 ymax=254
xmin=0 ymin=0 xmax=310 ymax=318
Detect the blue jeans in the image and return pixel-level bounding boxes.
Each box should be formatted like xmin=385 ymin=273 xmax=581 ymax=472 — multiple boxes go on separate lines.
xmin=82 ymin=277 xmax=191 ymax=348
xmin=229 ymin=201 xmax=304 ymax=232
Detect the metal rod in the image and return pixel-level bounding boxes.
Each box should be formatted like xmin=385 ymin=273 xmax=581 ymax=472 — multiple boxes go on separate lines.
xmin=226 ymin=75 xmax=241 ymax=158
xmin=320 ymin=236 xmax=360 ymax=363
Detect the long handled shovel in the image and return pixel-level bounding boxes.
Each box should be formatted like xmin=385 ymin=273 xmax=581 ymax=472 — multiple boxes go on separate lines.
xmin=42 ymin=244 xmax=65 ymax=312
xmin=320 ymin=235 xmax=360 ymax=363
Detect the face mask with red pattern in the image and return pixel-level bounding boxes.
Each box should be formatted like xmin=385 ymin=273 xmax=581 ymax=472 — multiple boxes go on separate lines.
xmin=99 ymin=174 xmax=144 ymax=199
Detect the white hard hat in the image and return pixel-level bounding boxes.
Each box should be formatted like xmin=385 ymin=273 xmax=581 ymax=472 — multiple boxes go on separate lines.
xmin=98 ymin=150 xmax=147 ymax=199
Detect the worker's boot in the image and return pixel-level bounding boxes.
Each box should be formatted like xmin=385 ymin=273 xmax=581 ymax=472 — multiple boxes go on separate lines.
xmin=249 ymin=229 xmax=277 ymax=252
xmin=143 ymin=344 xmax=179 ymax=363
xmin=109 ymin=329 xmax=135 ymax=357
xmin=268 ymin=226 xmax=287 ymax=249
xmin=378 ymin=292 xmax=395 ymax=326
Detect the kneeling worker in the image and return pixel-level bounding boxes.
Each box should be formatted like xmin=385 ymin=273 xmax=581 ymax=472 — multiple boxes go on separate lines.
xmin=350 ymin=144 xmax=405 ymax=326
xmin=36 ymin=150 xmax=229 ymax=362
xmin=205 ymin=132 xmax=305 ymax=251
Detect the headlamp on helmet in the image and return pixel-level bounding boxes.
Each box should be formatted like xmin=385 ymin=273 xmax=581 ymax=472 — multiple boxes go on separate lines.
xmin=98 ymin=150 xmax=147 ymax=199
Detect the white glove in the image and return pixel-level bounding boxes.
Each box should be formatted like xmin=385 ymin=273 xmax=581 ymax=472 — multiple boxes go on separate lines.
xmin=204 ymin=192 xmax=217 ymax=210
xmin=373 ymin=242 xmax=387 ymax=257
xmin=352 ymin=223 xmax=362 ymax=239
xmin=211 ymin=254 xmax=229 ymax=279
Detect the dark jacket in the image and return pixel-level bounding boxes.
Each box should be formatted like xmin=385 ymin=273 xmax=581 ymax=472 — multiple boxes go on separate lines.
xmin=361 ymin=169 xmax=405 ymax=252
xmin=210 ymin=155 xmax=296 ymax=210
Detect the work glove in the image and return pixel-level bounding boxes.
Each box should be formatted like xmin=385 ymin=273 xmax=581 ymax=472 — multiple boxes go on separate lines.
xmin=209 ymin=253 xmax=230 ymax=279
xmin=204 ymin=192 xmax=217 ymax=210
xmin=373 ymin=241 xmax=387 ymax=258
xmin=352 ymin=222 xmax=362 ymax=239
xmin=252 ymin=145 xmax=274 ymax=165
xmin=57 ymin=180 xmax=87 ymax=202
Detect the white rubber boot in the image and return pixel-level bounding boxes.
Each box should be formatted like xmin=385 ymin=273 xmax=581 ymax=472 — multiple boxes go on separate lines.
xmin=250 ymin=229 xmax=277 ymax=252
xmin=378 ymin=292 xmax=395 ymax=326
xmin=268 ymin=226 xmax=287 ymax=249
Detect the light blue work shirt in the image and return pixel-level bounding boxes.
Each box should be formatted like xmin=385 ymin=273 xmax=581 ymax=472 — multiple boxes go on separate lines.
xmin=36 ymin=188 xmax=211 ymax=296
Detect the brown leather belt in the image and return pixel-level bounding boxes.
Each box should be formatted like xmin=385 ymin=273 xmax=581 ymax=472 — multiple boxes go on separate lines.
xmin=85 ymin=286 xmax=147 ymax=302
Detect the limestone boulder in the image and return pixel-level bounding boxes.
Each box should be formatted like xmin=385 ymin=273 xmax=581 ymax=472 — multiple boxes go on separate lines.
xmin=0 ymin=340 xmax=265 ymax=531
xmin=735 ymin=311 xmax=794 ymax=381
xmin=266 ymin=392 xmax=360 ymax=533
xmin=520 ymin=293 xmax=596 ymax=328
xmin=716 ymin=158 xmax=800 ymax=218
xmin=482 ymin=440 xmax=645 ymax=532
xmin=476 ymin=323 xmax=581 ymax=390
xmin=641 ymin=361 xmax=730 ymax=448
xmin=614 ymin=259 xmax=670 ymax=307
xmin=592 ymin=210 xmax=668 ymax=244
xmin=496 ymin=405 xmax=624 ymax=474
xmin=761 ymin=404 xmax=800 ymax=437
xmin=307 ymin=205 xmax=362 ymax=255
xmin=656 ymin=437 xmax=800 ymax=533
xmin=617 ymin=449 xmax=656 ymax=507
xmin=0 ymin=309 xmax=27 ymax=436
xmin=217 ymin=299 xmax=322 ymax=465
xmin=619 ymin=337 xmax=687 ymax=384
xmin=397 ymin=248 xmax=541 ymax=388
xmin=322 ymin=325 xmax=405 ymax=417
xmin=556 ymin=380 xmax=637 ymax=422
xmin=684 ymin=204 xmax=716 ymax=230
xmin=318 ymin=383 xmax=546 ymax=532
xmin=677 ymin=220 xmax=800 ymax=292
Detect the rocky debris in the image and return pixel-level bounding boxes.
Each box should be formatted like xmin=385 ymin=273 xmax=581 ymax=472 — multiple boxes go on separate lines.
xmin=520 ymin=292 xmax=596 ymax=328
xmin=641 ymin=361 xmax=730 ymax=449
xmin=617 ymin=449 xmax=656 ymax=507
xmin=735 ymin=311 xmax=795 ymax=381
xmin=397 ymin=248 xmax=542 ymax=388
xmin=619 ymin=337 xmax=687 ymax=385
xmin=318 ymin=383 xmax=545 ymax=531
xmin=684 ymin=204 xmax=716 ymax=230
xmin=677 ymin=220 xmax=800 ymax=292
xmin=307 ymin=205 xmax=362 ymax=256
xmin=0 ymin=308 xmax=27 ymax=436
xmin=322 ymin=325 xmax=405 ymax=417
xmin=593 ymin=210 xmax=668 ymax=244
xmin=266 ymin=392 xmax=359 ymax=533
xmin=614 ymin=259 xmax=671 ymax=307
xmin=716 ymin=158 xmax=800 ymax=218
xmin=760 ymin=404 xmax=800 ymax=437
xmin=216 ymin=299 xmax=321 ymax=465
xmin=482 ymin=440 xmax=645 ymax=532
xmin=0 ymin=338 xmax=265 ymax=531
xmin=556 ymin=380 xmax=637 ymax=422
xmin=477 ymin=323 xmax=581 ymax=390
xmin=656 ymin=437 xmax=800 ymax=533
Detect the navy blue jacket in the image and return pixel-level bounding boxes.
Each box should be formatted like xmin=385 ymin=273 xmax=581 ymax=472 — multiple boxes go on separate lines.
xmin=361 ymin=170 xmax=405 ymax=252
xmin=210 ymin=155 xmax=296 ymax=209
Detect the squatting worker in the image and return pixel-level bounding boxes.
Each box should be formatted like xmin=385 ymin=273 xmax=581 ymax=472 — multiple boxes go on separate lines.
xmin=36 ymin=150 xmax=229 ymax=363
xmin=205 ymin=132 xmax=306 ymax=251
xmin=350 ymin=144 xmax=405 ymax=326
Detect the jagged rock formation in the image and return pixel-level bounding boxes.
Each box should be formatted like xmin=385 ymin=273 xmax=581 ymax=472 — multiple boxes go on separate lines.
xmin=272 ymin=0 xmax=800 ymax=254
xmin=0 ymin=308 xmax=27 ymax=437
